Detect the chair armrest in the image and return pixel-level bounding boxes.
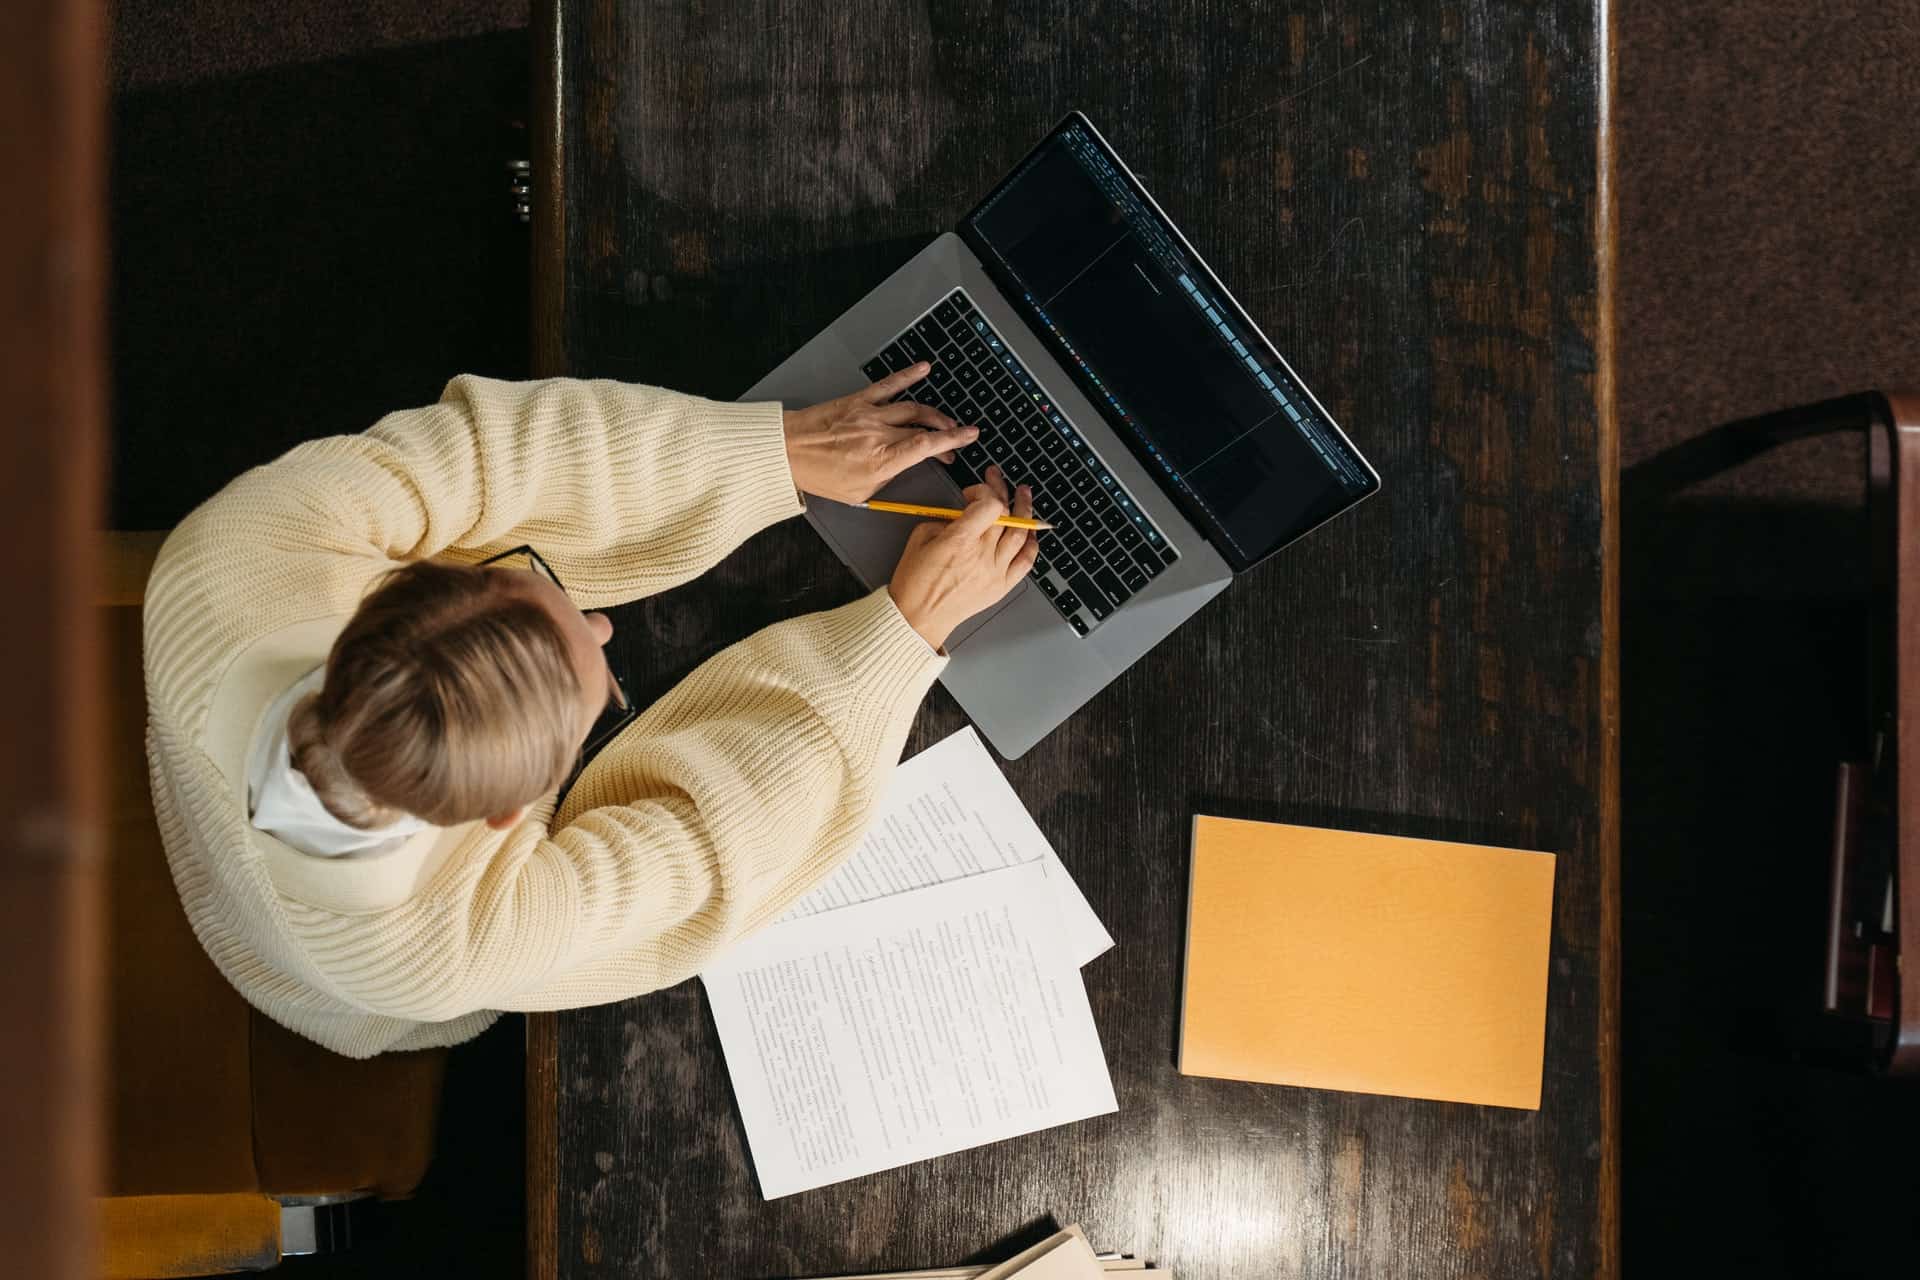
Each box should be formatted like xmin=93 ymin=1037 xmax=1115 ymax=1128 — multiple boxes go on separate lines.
xmin=1881 ymin=391 xmax=1920 ymax=1073
xmin=98 ymin=1193 xmax=281 ymax=1278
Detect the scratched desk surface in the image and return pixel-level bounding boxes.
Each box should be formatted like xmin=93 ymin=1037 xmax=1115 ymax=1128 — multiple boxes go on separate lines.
xmin=528 ymin=3 xmax=1616 ymax=1277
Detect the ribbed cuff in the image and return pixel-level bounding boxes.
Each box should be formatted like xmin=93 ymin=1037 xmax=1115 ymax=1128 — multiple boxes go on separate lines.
xmin=822 ymin=587 xmax=948 ymax=717
xmin=684 ymin=396 xmax=806 ymax=534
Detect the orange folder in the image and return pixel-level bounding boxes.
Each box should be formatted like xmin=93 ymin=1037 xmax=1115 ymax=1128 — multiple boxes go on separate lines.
xmin=1178 ymin=816 xmax=1556 ymax=1109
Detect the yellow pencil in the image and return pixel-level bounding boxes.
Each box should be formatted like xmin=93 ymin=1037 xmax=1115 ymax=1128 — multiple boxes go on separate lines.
xmin=859 ymin=499 xmax=1052 ymax=531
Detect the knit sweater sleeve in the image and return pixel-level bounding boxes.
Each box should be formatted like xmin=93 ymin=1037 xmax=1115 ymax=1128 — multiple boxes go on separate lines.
xmin=147 ymin=376 xmax=801 ymax=706
xmin=306 ymin=588 xmax=946 ymax=1020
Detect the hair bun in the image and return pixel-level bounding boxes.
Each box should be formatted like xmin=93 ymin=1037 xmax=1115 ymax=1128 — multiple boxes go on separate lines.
xmin=285 ymin=692 xmax=398 ymax=830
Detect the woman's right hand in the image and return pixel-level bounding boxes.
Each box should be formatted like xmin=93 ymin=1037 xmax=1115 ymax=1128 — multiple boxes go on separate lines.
xmin=887 ymin=466 xmax=1039 ymax=651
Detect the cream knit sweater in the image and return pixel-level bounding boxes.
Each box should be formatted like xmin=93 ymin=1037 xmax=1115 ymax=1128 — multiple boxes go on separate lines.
xmin=144 ymin=376 xmax=946 ymax=1058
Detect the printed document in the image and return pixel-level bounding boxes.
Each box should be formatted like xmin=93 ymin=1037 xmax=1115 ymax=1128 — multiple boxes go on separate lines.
xmin=703 ymin=861 xmax=1118 ymax=1198
xmin=781 ymin=728 xmax=1113 ymax=967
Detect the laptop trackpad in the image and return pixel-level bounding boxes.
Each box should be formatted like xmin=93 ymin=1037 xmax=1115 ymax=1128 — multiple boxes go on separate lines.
xmin=806 ymin=462 xmax=963 ymax=589
xmin=805 ymin=462 xmax=1007 ymax=651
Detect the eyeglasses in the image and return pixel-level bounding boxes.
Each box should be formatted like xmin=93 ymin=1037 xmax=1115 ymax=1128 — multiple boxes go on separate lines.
xmin=477 ymin=544 xmax=637 ymax=788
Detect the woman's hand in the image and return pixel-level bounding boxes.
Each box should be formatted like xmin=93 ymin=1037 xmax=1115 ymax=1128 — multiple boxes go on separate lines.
xmin=782 ymin=364 xmax=979 ymax=504
xmin=887 ymin=466 xmax=1039 ymax=651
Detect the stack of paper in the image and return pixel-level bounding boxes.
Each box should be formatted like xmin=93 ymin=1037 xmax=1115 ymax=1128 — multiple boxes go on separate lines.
xmin=700 ymin=730 xmax=1117 ymax=1199
xmin=800 ymin=1225 xmax=1168 ymax=1280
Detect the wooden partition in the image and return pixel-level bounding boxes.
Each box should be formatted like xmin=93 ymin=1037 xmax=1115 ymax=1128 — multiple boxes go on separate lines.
xmin=0 ymin=1 xmax=106 ymax=1278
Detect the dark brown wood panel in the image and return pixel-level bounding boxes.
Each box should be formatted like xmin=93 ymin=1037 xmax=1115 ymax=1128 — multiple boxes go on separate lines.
xmin=531 ymin=2 xmax=1615 ymax=1277
xmin=0 ymin=1 xmax=106 ymax=1278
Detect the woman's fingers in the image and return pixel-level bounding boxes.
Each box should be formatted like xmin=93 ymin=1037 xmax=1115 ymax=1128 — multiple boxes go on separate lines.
xmin=864 ymin=362 xmax=932 ymax=403
xmin=983 ymin=465 xmax=1013 ymax=503
xmin=953 ymin=489 xmax=1009 ymax=536
xmin=1005 ymin=532 xmax=1040 ymax=584
xmin=856 ymin=420 xmax=976 ymax=496
xmin=875 ymin=399 xmax=958 ymax=432
xmin=983 ymin=477 xmax=1029 ymax=568
xmin=1011 ymin=489 xmax=1044 ymax=566
xmin=897 ymin=422 xmax=977 ymax=459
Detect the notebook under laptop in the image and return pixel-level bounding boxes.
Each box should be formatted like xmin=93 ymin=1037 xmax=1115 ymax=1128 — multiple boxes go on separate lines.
xmin=744 ymin=112 xmax=1379 ymax=758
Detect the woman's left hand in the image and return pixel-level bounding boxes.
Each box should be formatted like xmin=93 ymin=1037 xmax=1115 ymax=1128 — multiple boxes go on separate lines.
xmin=782 ymin=363 xmax=980 ymax=505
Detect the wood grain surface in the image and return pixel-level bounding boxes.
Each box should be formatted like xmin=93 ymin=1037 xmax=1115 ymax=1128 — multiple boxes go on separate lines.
xmin=529 ymin=2 xmax=1616 ymax=1277
xmin=0 ymin=2 xmax=106 ymax=1279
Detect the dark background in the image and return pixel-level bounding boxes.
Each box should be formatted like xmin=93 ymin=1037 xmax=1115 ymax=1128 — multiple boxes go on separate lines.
xmin=108 ymin=1 xmax=1920 ymax=1276
xmin=1613 ymin=6 xmax=1920 ymax=1275
xmin=109 ymin=3 xmax=532 ymax=1276
xmin=108 ymin=0 xmax=530 ymax=529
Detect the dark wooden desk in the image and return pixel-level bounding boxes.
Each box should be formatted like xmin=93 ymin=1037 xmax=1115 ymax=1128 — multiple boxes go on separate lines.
xmin=527 ymin=3 xmax=1617 ymax=1277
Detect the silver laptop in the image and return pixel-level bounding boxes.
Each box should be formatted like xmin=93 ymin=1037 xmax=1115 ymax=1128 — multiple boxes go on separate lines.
xmin=744 ymin=113 xmax=1379 ymax=758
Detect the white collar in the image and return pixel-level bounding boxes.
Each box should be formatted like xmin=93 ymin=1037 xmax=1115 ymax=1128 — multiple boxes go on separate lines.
xmin=244 ymin=667 xmax=430 ymax=859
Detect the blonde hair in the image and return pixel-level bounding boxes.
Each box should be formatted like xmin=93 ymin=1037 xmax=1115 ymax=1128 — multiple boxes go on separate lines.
xmin=286 ymin=560 xmax=589 ymax=828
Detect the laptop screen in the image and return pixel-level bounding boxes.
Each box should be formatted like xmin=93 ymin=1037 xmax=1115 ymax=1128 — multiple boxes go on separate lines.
xmin=959 ymin=114 xmax=1377 ymax=571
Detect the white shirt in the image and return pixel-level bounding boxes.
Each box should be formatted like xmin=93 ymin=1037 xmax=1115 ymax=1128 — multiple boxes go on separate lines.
xmin=245 ymin=668 xmax=430 ymax=858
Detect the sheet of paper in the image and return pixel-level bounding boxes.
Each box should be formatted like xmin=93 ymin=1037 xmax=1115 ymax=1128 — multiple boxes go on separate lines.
xmin=780 ymin=728 xmax=1114 ymax=967
xmin=996 ymin=1237 xmax=1106 ymax=1280
xmin=976 ymin=1227 xmax=1104 ymax=1280
xmin=703 ymin=861 xmax=1117 ymax=1199
xmin=815 ymin=1259 xmax=1150 ymax=1280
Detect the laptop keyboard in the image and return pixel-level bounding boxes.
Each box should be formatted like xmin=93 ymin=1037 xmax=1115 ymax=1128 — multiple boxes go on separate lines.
xmin=860 ymin=288 xmax=1178 ymax=636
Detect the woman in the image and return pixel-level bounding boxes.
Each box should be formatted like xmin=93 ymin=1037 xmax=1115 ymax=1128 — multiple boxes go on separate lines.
xmin=144 ymin=366 xmax=1036 ymax=1058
